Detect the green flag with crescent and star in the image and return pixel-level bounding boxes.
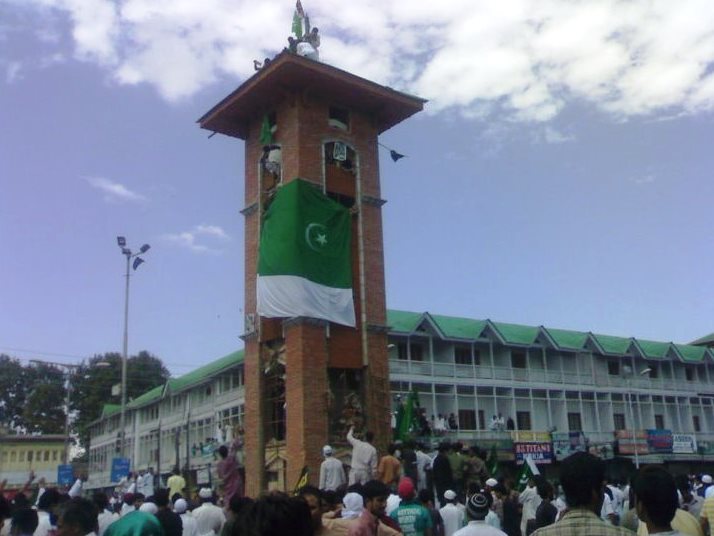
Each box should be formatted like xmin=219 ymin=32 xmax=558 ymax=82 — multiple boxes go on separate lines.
xmin=257 ymin=178 xmax=355 ymax=326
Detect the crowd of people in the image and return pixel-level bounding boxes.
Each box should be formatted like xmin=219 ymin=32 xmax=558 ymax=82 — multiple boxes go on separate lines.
xmin=2 ymin=432 xmax=714 ymax=536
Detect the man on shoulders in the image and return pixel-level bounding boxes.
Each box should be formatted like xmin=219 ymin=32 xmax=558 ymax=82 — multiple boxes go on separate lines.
xmin=347 ymin=427 xmax=378 ymax=485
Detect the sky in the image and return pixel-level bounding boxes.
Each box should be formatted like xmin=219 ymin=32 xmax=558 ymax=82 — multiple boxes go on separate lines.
xmin=2 ymin=0 xmax=714 ymax=377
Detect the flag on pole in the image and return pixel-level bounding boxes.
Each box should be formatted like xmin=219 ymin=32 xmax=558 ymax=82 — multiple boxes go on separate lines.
xmin=257 ymin=179 xmax=355 ymax=326
xmin=293 ymin=465 xmax=309 ymax=494
xmin=291 ymin=7 xmax=303 ymax=37
xmin=259 ymin=114 xmax=273 ymax=145
xmin=486 ymin=444 xmax=500 ymax=478
xmin=396 ymin=391 xmax=419 ymax=441
xmin=516 ymin=455 xmax=540 ymax=491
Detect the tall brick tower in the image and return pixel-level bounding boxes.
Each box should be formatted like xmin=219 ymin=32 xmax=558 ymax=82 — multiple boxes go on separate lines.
xmin=199 ymin=51 xmax=424 ymax=494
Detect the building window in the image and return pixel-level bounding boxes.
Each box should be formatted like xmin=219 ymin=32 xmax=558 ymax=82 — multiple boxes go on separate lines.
xmin=686 ymin=368 xmax=695 ymax=381
xmin=613 ymin=413 xmax=626 ymax=429
xmin=19 ymin=451 xmax=25 ymax=462
xmin=44 ymin=450 xmax=50 ymax=462
xmin=607 ymin=361 xmax=620 ymax=376
xmin=516 ymin=411 xmax=531 ymax=430
xmin=10 ymin=451 xmax=16 ymax=463
xmin=458 ymin=409 xmax=477 ymax=430
xmin=478 ymin=410 xmax=485 ymax=430
xmin=455 ymin=347 xmax=472 ymax=365
xmin=328 ymin=106 xmax=350 ymax=130
xmin=397 ymin=343 xmax=424 ymax=361
xmin=511 ymin=352 xmax=527 ymax=369
xmin=655 ymin=414 xmax=665 ymax=429
xmin=649 ymin=366 xmax=658 ymax=379
xmin=27 ymin=451 xmax=33 ymax=463
xmin=567 ymin=412 xmax=582 ymax=432
xmin=693 ymin=415 xmax=701 ymax=432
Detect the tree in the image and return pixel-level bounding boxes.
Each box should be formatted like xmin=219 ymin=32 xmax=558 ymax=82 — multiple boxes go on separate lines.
xmin=71 ymin=351 xmax=170 ymax=450
xmin=0 ymin=354 xmax=30 ymax=429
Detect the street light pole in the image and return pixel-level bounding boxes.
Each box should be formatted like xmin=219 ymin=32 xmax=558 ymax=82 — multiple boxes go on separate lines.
xmin=623 ymin=365 xmax=652 ymax=469
xmin=116 ymin=237 xmax=150 ymax=461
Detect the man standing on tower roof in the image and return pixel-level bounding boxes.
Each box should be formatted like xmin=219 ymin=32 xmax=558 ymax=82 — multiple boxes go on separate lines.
xmin=347 ymin=426 xmax=378 ymax=485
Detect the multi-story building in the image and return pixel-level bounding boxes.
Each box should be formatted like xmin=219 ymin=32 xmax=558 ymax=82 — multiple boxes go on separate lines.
xmin=87 ymin=310 xmax=714 ymax=489
xmin=0 ymin=428 xmax=67 ymax=487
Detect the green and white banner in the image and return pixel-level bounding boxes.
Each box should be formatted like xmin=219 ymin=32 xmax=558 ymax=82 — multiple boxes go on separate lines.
xmin=257 ymin=179 xmax=355 ymax=327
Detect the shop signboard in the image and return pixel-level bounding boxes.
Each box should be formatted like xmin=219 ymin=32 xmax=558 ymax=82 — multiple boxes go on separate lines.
xmin=615 ymin=430 xmax=648 ymax=455
xmin=57 ymin=465 xmax=74 ymax=486
xmin=552 ymin=432 xmax=586 ymax=460
xmin=646 ymin=429 xmax=673 ymax=453
xmin=110 ymin=457 xmax=131 ymax=483
xmin=514 ymin=442 xmax=553 ymax=464
xmin=672 ymin=434 xmax=698 ymax=454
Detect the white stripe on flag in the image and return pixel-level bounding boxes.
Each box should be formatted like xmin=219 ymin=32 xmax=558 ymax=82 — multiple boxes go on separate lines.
xmin=257 ymin=275 xmax=356 ymax=327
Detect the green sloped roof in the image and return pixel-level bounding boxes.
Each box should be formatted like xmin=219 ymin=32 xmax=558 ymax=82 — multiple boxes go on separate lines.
xmin=431 ymin=314 xmax=487 ymax=339
xmin=127 ymin=384 xmax=164 ymax=409
xmin=102 ymin=404 xmax=120 ymax=417
xmin=168 ymin=349 xmax=244 ymax=393
xmin=591 ymin=333 xmax=631 ymax=356
xmin=491 ymin=322 xmax=539 ymax=345
xmin=690 ymin=332 xmax=714 ymax=347
xmin=387 ymin=310 xmax=423 ymax=333
xmin=634 ymin=339 xmax=671 ymax=360
xmin=674 ymin=344 xmax=707 ymax=363
xmin=544 ymin=328 xmax=588 ymax=350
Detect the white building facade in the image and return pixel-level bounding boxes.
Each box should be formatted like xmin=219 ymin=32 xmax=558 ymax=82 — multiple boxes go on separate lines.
xmin=87 ymin=311 xmax=714 ymax=488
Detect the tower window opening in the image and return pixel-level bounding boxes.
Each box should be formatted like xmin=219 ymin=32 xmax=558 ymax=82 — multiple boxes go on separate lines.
xmin=328 ymin=106 xmax=350 ymax=130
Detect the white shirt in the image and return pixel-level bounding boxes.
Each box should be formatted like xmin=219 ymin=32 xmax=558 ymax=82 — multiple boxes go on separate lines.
xmin=485 ymin=510 xmax=501 ymax=529
xmin=453 ymin=520 xmax=508 ymax=536
xmin=97 ymin=510 xmax=119 ymax=536
xmin=33 ymin=510 xmax=53 ymax=536
xmin=192 ymin=502 xmax=226 ymax=536
xmin=519 ymin=485 xmax=541 ymax=521
xmin=68 ymin=478 xmax=83 ymax=498
xmin=440 ymin=503 xmax=465 ymax=536
xmin=347 ymin=428 xmax=377 ymax=478
xmin=416 ymin=450 xmax=432 ymax=491
xmin=179 ymin=513 xmax=199 ymax=536
xmin=319 ymin=457 xmax=346 ymax=491
xmin=120 ymin=503 xmax=135 ymax=517
xmin=137 ymin=474 xmax=154 ymax=498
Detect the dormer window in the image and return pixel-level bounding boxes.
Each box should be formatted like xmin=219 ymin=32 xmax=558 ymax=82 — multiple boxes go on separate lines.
xmin=328 ymin=106 xmax=349 ymax=130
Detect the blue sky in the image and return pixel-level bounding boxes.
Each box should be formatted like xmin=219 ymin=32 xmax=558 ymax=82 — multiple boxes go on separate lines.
xmin=2 ymin=0 xmax=714 ymax=376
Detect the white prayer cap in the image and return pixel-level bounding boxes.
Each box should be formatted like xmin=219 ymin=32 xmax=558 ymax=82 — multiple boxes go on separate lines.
xmin=322 ymin=445 xmax=333 ymax=456
xmin=703 ymin=475 xmax=713 ymax=484
xmin=486 ymin=478 xmax=498 ymax=487
xmin=199 ymin=487 xmax=213 ymax=499
xmin=342 ymin=492 xmax=364 ymax=519
xmin=174 ymin=499 xmax=188 ymax=514
xmin=139 ymin=502 xmax=158 ymax=514
xmin=444 ymin=490 xmax=457 ymax=501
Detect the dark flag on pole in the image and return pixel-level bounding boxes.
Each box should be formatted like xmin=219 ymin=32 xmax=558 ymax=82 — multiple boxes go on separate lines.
xmin=390 ymin=149 xmax=405 ymax=162
xmin=293 ymin=465 xmax=309 ymax=494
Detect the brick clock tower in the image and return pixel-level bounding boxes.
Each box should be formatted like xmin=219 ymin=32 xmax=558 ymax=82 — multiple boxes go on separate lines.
xmin=199 ymin=52 xmax=424 ymax=494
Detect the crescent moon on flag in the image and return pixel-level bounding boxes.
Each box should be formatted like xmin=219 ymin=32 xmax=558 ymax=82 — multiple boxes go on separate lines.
xmin=305 ymin=222 xmax=327 ymax=252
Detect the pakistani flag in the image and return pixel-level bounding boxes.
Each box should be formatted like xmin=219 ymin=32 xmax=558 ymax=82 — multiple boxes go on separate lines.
xmin=516 ymin=455 xmax=540 ymax=491
xmin=257 ymin=179 xmax=355 ymax=326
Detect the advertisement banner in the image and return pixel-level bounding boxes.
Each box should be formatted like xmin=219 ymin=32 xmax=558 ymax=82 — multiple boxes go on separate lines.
xmin=511 ymin=431 xmax=551 ymax=443
xmin=615 ymin=430 xmax=648 ymax=455
xmin=514 ymin=442 xmax=553 ymax=464
xmin=552 ymin=432 xmax=586 ymax=460
xmin=478 ymin=438 xmax=515 ymax=461
xmin=110 ymin=457 xmax=131 ymax=483
xmin=646 ymin=429 xmax=673 ymax=453
xmin=673 ymin=434 xmax=698 ymax=454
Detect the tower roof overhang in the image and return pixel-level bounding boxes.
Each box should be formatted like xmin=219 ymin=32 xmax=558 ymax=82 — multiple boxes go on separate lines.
xmin=198 ymin=51 xmax=426 ymax=139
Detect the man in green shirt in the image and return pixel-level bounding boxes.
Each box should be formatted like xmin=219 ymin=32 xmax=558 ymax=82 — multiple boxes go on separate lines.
xmin=390 ymin=477 xmax=433 ymax=536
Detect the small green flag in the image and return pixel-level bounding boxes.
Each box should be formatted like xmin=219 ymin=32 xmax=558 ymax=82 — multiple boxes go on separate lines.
xmin=291 ymin=9 xmax=302 ymax=38
xmin=487 ymin=444 xmax=500 ymax=477
xmin=257 ymin=179 xmax=355 ymax=326
xmin=516 ymin=455 xmax=540 ymax=492
xmin=259 ymin=115 xmax=273 ymax=145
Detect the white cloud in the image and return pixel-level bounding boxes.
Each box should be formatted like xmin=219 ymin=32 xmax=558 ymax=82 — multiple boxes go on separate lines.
xmin=85 ymin=176 xmax=147 ymax=203
xmin=542 ymin=126 xmax=575 ymax=144
xmin=5 ymin=61 xmax=22 ymax=83
xmin=9 ymin=0 xmax=714 ymax=119
xmin=163 ymin=224 xmax=231 ymax=253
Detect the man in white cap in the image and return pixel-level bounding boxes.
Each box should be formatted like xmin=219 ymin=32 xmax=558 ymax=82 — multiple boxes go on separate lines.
xmin=703 ymin=475 xmax=714 ymax=499
xmin=174 ymin=499 xmax=198 ymax=536
xmin=319 ymin=445 xmax=346 ymax=492
xmin=453 ymin=491 xmax=507 ymax=536
xmin=440 ymin=490 xmax=465 ymax=536
xmin=192 ymin=488 xmax=225 ymax=536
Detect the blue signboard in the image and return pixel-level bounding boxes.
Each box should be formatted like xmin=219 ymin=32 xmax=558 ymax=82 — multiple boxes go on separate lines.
xmin=646 ymin=429 xmax=673 ymax=453
xmin=111 ymin=457 xmax=131 ymax=483
xmin=57 ymin=464 xmax=74 ymax=486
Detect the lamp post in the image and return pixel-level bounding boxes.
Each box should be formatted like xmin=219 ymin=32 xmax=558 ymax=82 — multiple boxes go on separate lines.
xmin=116 ymin=236 xmax=150 ymax=459
xmin=623 ymin=365 xmax=652 ymax=468
xmin=28 ymin=360 xmax=80 ymax=464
